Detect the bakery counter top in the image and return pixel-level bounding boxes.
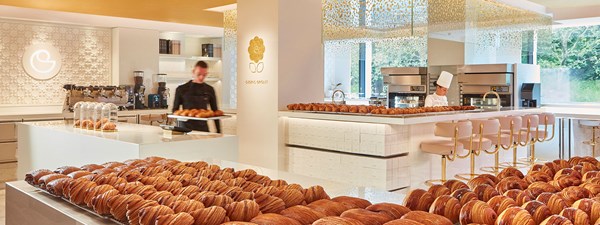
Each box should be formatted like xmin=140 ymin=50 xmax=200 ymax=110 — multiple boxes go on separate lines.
xmin=543 ymin=106 xmax=600 ymax=120
xmin=279 ymin=107 xmax=542 ymax=125
xmin=17 ymin=121 xmax=238 ymax=178
xmin=0 ymin=109 xmax=170 ymax=122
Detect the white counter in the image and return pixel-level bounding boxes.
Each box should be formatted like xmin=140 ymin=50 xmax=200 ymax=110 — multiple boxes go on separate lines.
xmin=0 ymin=109 xmax=170 ymax=122
xmin=16 ymin=121 xmax=238 ymax=178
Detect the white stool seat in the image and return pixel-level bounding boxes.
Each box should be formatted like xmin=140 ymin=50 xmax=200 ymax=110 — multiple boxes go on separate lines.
xmin=581 ymin=120 xmax=600 ymax=127
xmin=459 ymin=136 xmax=493 ymax=150
xmin=421 ymin=139 xmax=465 ymax=156
xmin=486 ymin=133 xmax=512 ymax=146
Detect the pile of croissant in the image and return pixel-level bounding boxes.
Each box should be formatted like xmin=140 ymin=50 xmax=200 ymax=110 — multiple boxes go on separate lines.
xmin=404 ymin=156 xmax=600 ymax=225
xmin=286 ymin=103 xmax=476 ymax=115
xmin=173 ymin=109 xmax=225 ymax=118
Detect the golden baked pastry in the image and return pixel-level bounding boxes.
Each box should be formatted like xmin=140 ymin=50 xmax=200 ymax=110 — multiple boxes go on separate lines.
xmin=496 ymin=206 xmax=535 ymax=225
xmin=154 ymin=181 xmax=183 ymax=192
xmin=550 ymin=175 xmax=582 ymax=191
xmin=54 ymin=166 xmax=81 ymax=175
xmin=254 ymin=193 xmax=286 ymax=214
xmin=93 ymin=174 xmax=127 ymax=187
xmin=560 ymin=186 xmax=591 ymax=206
xmin=224 ymin=200 xmax=260 ymax=222
xmin=497 ymin=167 xmax=525 ymax=180
xmin=126 ymin=199 xmax=160 ymax=225
xmin=117 ymin=169 xmax=142 ymax=182
xmin=25 ymin=169 xmax=53 ymax=185
xmin=38 ymin=173 xmax=69 ymax=189
xmin=487 ymin=195 xmax=517 ymax=215
xmin=84 ymin=184 xmax=115 ymax=207
xmin=332 ymin=196 xmax=372 ymax=209
xmin=522 ymin=200 xmax=553 ymax=225
xmin=155 ymin=212 xmax=194 ymax=225
xmin=109 ymin=194 xmax=144 ymax=221
xmin=80 ymin=164 xmax=104 ymax=172
xmin=68 ymin=178 xmax=98 ymax=205
xmin=540 ymin=215 xmax=575 ymax=225
xmin=280 ymin=205 xmax=326 ymax=224
xmin=443 ymin=180 xmax=469 ymax=193
xmin=340 ymin=208 xmax=394 ymax=225
xmin=579 ymin=183 xmax=600 ymax=196
xmin=189 ymin=206 xmax=229 ymax=225
xmin=427 ymin=184 xmax=451 ymax=198
xmin=403 ymin=189 xmax=434 ymax=211
xmin=503 ymin=189 xmax=533 ymax=206
xmin=91 ymin=189 xmax=119 ymax=215
xmin=537 ymin=192 xmax=569 ymax=215
xmin=429 ymin=195 xmax=460 ymax=224
xmin=308 ymin=199 xmax=350 ymax=217
xmin=158 ymin=194 xmax=190 ymax=206
xmin=67 ymin=170 xmax=93 ymax=179
xmin=125 ymin=185 xmax=157 ymax=199
xmin=571 ymin=198 xmax=600 ymax=223
xmin=196 ymin=194 xmax=234 ymax=208
xmin=45 ymin=177 xmax=73 ymax=197
xmin=250 ymin=213 xmax=302 ymax=225
xmin=400 ymin=211 xmax=453 ymax=225
xmin=168 ymin=200 xmax=204 ymax=214
xmin=227 ymin=191 xmax=255 ymax=202
xmin=312 ymin=216 xmax=364 ymax=225
xmin=382 ymin=219 xmax=425 ymax=225
xmin=450 ymin=188 xmax=478 ymax=206
xmin=458 ymin=200 xmax=497 ymax=225
xmin=366 ymin=203 xmax=410 ymax=220
xmin=559 ymin=207 xmax=590 ymax=225
xmin=138 ymin=205 xmax=175 ymax=225
xmin=303 ymin=185 xmax=330 ymax=204
xmin=496 ymin=176 xmax=529 ymax=194
xmin=525 ymin=171 xmax=554 ymax=184
xmin=472 ymin=184 xmax=500 ymax=202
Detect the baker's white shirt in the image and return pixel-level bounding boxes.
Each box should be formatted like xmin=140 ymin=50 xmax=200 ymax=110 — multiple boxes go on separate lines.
xmin=424 ymin=93 xmax=448 ymax=107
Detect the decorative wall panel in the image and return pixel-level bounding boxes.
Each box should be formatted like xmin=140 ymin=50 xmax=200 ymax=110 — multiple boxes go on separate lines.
xmin=0 ymin=19 xmax=111 ymax=106
xmin=223 ymin=10 xmax=238 ymax=108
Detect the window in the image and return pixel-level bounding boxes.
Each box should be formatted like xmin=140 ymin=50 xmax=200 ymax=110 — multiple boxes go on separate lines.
xmin=537 ymin=25 xmax=600 ymax=103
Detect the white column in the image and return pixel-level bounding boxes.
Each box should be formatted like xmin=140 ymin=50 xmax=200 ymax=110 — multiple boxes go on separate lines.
xmin=237 ymin=0 xmax=323 ymax=169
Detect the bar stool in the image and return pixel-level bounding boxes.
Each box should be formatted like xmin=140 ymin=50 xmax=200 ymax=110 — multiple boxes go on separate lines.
xmin=478 ymin=116 xmax=517 ymax=174
xmin=580 ymin=120 xmax=600 ymax=157
xmin=497 ymin=115 xmax=531 ymax=168
xmin=520 ymin=113 xmax=555 ymax=164
xmin=420 ymin=121 xmax=473 ymax=186
xmin=455 ymin=119 xmax=497 ymax=180
xmin=517 ymin=114 xmax=540 ymax=164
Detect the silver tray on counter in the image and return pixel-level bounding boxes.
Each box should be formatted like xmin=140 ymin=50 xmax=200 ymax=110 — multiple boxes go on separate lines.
xmin=290 ymin=108 xmax=483 ymax=118
xmin=168 ymin=114 xmax=231 ymax=122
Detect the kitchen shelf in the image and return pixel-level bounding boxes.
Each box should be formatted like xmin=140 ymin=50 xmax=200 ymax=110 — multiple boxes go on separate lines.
xmin=159 ymin=54 xmax=221 ymax=61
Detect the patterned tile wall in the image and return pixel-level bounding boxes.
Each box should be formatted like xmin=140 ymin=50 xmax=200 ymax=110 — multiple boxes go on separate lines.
xmin=0 ymin=19 xmax=111 ymax=106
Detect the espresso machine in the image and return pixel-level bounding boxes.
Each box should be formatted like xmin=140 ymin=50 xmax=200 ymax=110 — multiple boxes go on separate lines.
xmin=382 ymin=67 xmax=428 ymax=108
xmin=133 ymin=71 xmax=146 ymax=109
xmin=62 ymin=85 xmax=131 ymax=112
xmin=521 ymin=83 xmax=541 ymax=107
xmin=157 ymin=74 xmax=169 ymax=109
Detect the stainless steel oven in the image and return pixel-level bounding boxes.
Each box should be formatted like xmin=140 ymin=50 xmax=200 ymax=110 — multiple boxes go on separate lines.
xmin=382 ymin=67 xmax=428 ymax=108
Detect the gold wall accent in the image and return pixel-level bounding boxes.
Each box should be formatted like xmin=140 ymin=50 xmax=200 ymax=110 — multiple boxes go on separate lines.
xmin=0 ymin=0 xmax=235 ymax=27
xmin=223 ymin=9 xmax=237 ymax=107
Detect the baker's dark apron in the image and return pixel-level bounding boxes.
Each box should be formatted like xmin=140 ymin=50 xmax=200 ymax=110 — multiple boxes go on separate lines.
xmin=181 ymin=91 xmax=210 ymax=132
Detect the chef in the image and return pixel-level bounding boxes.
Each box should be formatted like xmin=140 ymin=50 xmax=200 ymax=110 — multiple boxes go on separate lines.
xmin=172 ymin=61 xmax=221 ymax=133
xmin=424 ymin=71 xmax=453 ymax=107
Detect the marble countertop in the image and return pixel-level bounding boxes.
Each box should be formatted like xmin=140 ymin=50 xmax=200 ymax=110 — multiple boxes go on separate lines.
xmin=0 ymin=109 xmax=170 ymax=122
xmin=19 ymin=120 xmax=234 ymax=145
xmin=279 ymin=107 xmax=542 ymax=125
xmin=543 ymin=106 xmax=600 ymax=120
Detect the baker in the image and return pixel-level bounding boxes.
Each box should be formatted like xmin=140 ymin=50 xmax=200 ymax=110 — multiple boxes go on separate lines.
xmin=424 ymin=71 xmax=453 ymax=107
xmin=172 ymin=61 xmax=221 ymax=133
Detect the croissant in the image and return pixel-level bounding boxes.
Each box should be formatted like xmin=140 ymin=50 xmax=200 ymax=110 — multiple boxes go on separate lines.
xmin=383 ymin=219 xmax=425 ymax=225
xmin=332 ymin=196 xmax=372 ymax=209
xmin=522 ymin=200 xmax=553 ymax=225
xmin=340 ymin=208 xmax=394 ymax=225
xmin=551 ymin=175 xmax=582 ymax=191
xmin=555 ymin=168 xmax=582 ymax=180
xmin=225 ymin=200 xmax=260 ymax=221
xmin=404 ymin=189 xmax=434 ymax=211
xmin=45 ymin=177 xmax=73 ymax=197
xmin=94 ymin=174 xmax=127 ymax=187
xmin=497 ymin=167 xmax=525 ymax=180
xmin=579 ymin=162 xmax=598 ymax=175
xmin=84 ymin=184 xmax=115 ymax=207
xmin=303 ymin=185 xmax=330 ymax=204
xmin=159 ymin=195 xmax=190 ymax=206
xmin=560 ymin=186 xmax=591 ymax=206
xmin=92 ymin=189 xmax=119 ymax=215
xmin=308 ymin=199 xmax=350 ymax=217
xmin=200 ymin=180 xmax=230 ymax=193
xmin=451 ymin=188 xmax=478 ymax=206
xmin=189 ymin=206 xmax=229 ymax=225
xmin=579 ymin=183 xmax=600 ymax=197
xmin=154 ymin=181 xmax=183 ymax=192
xmin=67 ymin=170 xmax=93 ymax=180
xmin=284 ymin=183 xmax=305 ymax=192
xmin=280 ymin=205 xmax=327 ymax=224
xmin=68 ymin=178 xmax=98 ymax=205
xmin=54 ymin=166 xmax=81 ymax=175
xmin=487 ymin=195 xmax=517 ymax=215
xmin=572 ymin=198 xmax=600 ymax=223
xmin=38 ymin=174 xmax=69 ymax=189
xmin=155 ymin=212 xmax=194 ymax=225
xmin=542 ymin=162 xmax=561 ymax=177
xmin=116 ymin=169 xmax=142 ymax=182
xmin=145 ymin=191 xmax=174 ymax=202
xmin=254 ymin=193 xmax=286 ymax=214
xmin=525 ymin=171 xmax=554 ymax=184
xmin=126 ymin=199 xmax=160 ymax=225
xmin=496 ymin=207 xmax=535 ymax=225
xmin=429 ymin=195 xmax=460 ymax=224
xmin=400 ymin=211 xmax=453 ymax=225
xmin=553 ymin=159 xmax=571 ymax=169
xmin=168 ymin=200 xmax=205 ymax=214
xmin=585 ymin=177 xmax=600 ymax=185
xmin=233 ymin=168 xmax=258 ymax=178
xmin=539 ymin=215 xmax=574 ymax=225
xmin=468 ymin=176 xmax=497 ymax=190
xmin=225 ymin=191 xmax=255 ymax=202
xmin=80 ymin=164 xmax=104 ymax=172
xmin=195 ymin=194 xmax=234 ymax=208
xmin=443 ymin=180 xmax=469 ymax=193
xmin=138 ymin=205 xmax=175 ymax=225
xmin=537 ymin=192 xmax=569 ymax=215
xmin=559 ymin=207 xmax=590 ymax=225
xmin=459 ymin=200 xmax=497 ymax=225
xmin=245 ymin=174 xmax=271 ymax=185
xmin=427 ymin=185 xmax=451 ymax=198
xmin=184 ymin=161 xmax=208 ymax=170
xmin=366 ymin=203 xmax=411 ymax=220
xmin=250 ymin=213 xmax=302 ymax=225
xmin=272 ymin=189 xmax=304 ymax=207
xmin=529 ymin=181 xmax=559 ymax=193
xmin=109 ymin=194 xmax=144 ymax=221
xmin=312 ymin=216 xmax=365 ymax=225
xmin=582 ymin=171 xmax=599 ymax=182
xmin=473 ymin=184 xmax=500 ymax=202
xmin=92 ymin=167 xmax=116 ymax=176
xmin=496 ymin=176 xmax=529 ymax=194
xmin=125 ymin=185 xmax=157 ymax=199
xmin=220 ymin=222 xmax=257 ymax=225
xmin=25 ymin=169 xmax=53 ymax=185
xmin=505 ymin=189 xmax=534 ymax=205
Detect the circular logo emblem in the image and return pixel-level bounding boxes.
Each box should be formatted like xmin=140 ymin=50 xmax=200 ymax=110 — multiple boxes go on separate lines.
xmin=22 ymin=44 xmax=62 ymax=80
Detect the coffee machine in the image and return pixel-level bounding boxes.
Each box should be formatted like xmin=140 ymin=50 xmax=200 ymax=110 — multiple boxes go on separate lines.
xmin=521 ymin=83 xmax=541 ymax=107
xmin=133 ymin=71 xmax=146 ymax=109
xmin=382 ymin=67 xmax=428 ymax=108
xmin=62 ymin=85 xmax=131 ymax=112
xmin=157 ymin=73 xmax=169 ymax=109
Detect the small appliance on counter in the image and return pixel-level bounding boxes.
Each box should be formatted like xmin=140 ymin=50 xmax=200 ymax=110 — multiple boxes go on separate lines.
xmin=382 ymin=67 xmax=428 ymax=108
xmin=133 ymin=71 xmax=146 ymax=109
xmin=157 ymin=73 xmax=169 ymax=109
xmin=521 ymin=83 xmax=541 ymax=107
xmin=63 ymin=85 xmax=131 ymax=112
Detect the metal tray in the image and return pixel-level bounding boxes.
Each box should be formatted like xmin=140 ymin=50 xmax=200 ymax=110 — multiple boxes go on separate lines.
xmin=290 ymin=108 xmax=483 ymax=118
xmin=168 ymin=115 xmax=231 ymax=122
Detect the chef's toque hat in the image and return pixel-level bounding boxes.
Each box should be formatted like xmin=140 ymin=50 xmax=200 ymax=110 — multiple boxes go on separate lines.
xmin=437 ymin=71 xmax=453 ymax=88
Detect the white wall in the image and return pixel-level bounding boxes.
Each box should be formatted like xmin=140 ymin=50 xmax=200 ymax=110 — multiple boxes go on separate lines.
xmin=112 ymin=28 xmax=160 ymax=94
xmin=427 ymin=38 xmax=465 ymax=66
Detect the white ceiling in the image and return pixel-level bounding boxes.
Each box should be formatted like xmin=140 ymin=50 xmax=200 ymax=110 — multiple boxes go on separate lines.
xmin=528 ymin=0 xmax=600 ymax=8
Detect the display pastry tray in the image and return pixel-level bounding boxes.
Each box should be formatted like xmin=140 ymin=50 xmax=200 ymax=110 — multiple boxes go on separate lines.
xmin=290 ymin=108 xmax=483 ymax=118
xmin=32 ymin=185 xmax=127 ymax=225
xmin=167 ymin=115 xmax=231 ymax=122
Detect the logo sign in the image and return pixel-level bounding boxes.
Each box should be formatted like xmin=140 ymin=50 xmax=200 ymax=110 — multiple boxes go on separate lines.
xmin=22 ymin=44 xmax=62 ymax=80
xmin=248 ymin=36 xmax=265 ymax=73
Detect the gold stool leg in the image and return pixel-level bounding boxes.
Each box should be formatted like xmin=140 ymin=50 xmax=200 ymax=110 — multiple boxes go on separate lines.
xmin=456 ymin=150 xmax=480 ymax=181
xmin=499 ymin=146 xmax=529 ymax=169
xmin=425 ymin=155 xmax=447 ymax=186
xmin=480 ymin=152 xmax=500 ymax=174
